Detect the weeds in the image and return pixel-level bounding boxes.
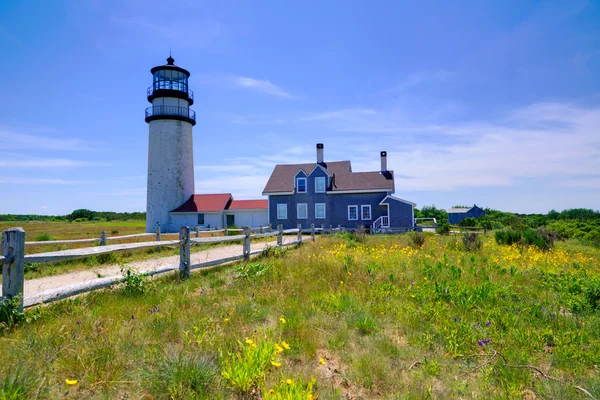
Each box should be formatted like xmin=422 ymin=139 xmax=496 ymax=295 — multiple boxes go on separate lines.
xmin=34 ymin=233 xmax=55 ymax=241
xmin=0 ymin=296 xmax=25 ymax=330
xmin=119 ymin=265 xmax=151 ymax=295
xmin=462 ymin=233 xmax=482 ymax=252
xmin=409 ymin=232 xmax=426 ymax=248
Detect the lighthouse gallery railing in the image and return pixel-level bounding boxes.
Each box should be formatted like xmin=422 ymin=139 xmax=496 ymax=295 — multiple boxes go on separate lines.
xmin=145 ymin=105 xmax=196 ymax=122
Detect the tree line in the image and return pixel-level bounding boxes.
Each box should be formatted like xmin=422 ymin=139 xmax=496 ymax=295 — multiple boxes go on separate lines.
xmin=0 ymin=209 xmax=145 ymax=222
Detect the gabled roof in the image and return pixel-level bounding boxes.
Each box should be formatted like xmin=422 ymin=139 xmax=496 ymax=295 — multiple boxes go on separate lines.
xmin=262 ymin=161 xmax=394 ymax=194
xmin=171 ymin=194 xmax=232 ymax=213
xmin=380 ymin=195 xmax=416 ymax=207
xmin=228 ymin=199 xmax=268 ymax=210
xmin=447 ymin=207 xmax=473 ymax=214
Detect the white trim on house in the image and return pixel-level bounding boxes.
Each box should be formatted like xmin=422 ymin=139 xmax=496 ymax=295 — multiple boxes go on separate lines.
xmin=170 ymin=211 xmax=222 ymax=215
xmin=348 ymin=205 xmax=358 ymax=220
xmin=277 ymin=204 xmax=288 ymax=220
xmin=224 ymin=209 xmax=267 ymax=213
xmin=296 ymin=177 xmax=307 ymax=193
xmin=297 ymin=203 xmax=308 ymax=219
xmin=314 ymin=176 xmax=326 ymax=193
xmin=315 ymin=203 xmax=326 ymax=219
xmin=361 ymin=205 xmax=372 ymax=220
xmin=328 ymin=189 xmax=392 ymax=195
xmin=379 ymin=195 xmax=417 ymax=207
xmin=263 ymin=191 xmax=294 ymax=196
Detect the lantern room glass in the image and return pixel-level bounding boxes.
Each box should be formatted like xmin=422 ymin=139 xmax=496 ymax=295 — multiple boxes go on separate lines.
xmin=153 ymin=69 xmax=188 ymax=92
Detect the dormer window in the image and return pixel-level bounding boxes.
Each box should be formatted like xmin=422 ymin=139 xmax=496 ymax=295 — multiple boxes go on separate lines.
xmin=297 ymin=177 xmax=307 ymax=193
xmin=315 ymin=177 xmax=326 ymax=193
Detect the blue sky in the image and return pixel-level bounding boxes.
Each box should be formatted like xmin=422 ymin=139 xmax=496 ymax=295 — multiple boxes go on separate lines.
xmin=1 ymin=0 xmax=599 ymax=215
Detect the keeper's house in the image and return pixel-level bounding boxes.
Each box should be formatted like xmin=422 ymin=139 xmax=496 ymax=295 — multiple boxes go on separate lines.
xmin=262 ymin=144 xmax=415 ymax=232
xmin=447 ymin=204 xmax=486 ymax=225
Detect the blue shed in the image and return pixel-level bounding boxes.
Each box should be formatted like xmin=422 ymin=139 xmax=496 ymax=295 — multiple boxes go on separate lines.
xmin=447 ymin=204 xmax=486 ymax=225
xmin=262 ymin=144 xmax=416 ymax=232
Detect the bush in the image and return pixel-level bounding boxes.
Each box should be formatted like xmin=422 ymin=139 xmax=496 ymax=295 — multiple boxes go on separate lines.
xmin=495 ymin=230 xmax=522 ymax=246
xmin=35 ymin=233 xmax=56 ymax=241
xmin=436 ymin=223 xmax=450 ymax=235
xmin=462 ymin=233 xmax=482 ymax=252
xmin=522 ymin=229 xmax=554 ymax=251
xmin=459 ymin=217 xmax=478 ymax=227
xmin=120 ymin=266 xmax=151 ymax=295
xmin=0 ymin=296 xmax=25 ymax=330
xmin=409 ymin=232 xmax=426 ymax=248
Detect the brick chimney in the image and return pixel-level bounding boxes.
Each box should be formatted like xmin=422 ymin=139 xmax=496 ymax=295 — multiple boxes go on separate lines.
xmin=317 ymin=143 xmax=324 ymax=164
xmin=380 ymin=151 xmax=387 ymax=172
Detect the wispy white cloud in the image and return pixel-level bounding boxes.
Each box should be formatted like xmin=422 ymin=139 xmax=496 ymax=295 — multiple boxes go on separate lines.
xmin=227 ymin=76 xmax=296 ymax=99
xmin=0 ymin=128 xmax=102 ymax=151
xmin=0 ymin=178 xmax=95 ymax=185
xmin=0 ymin=159 xmax=110 ymax=168
xmin=379 ymin=70 xmax=453 ymax=94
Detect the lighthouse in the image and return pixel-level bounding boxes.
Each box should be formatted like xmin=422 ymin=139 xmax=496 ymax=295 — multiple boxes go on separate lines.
xmin=145 ymin=56 xmax=196 ymax=232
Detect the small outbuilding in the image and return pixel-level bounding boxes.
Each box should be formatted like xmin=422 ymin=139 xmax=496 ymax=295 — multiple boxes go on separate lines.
xmin=447 ymin=204 xmax=486 ymax=225
xmin=170 ymin=194 xmax=268 ymax=230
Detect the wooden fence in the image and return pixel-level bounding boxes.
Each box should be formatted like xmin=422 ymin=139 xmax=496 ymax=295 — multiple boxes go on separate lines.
xmin=1 ymin=224 xmax=343 ymax=311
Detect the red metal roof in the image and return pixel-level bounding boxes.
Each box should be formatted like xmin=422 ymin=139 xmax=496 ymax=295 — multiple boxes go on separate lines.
xmin=228 ymin=199 xmax=268 ymax=210
xmin=171 ymin=194 xmax=232 ymax=213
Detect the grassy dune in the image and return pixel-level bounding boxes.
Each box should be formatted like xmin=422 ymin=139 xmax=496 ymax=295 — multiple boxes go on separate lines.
xmin=1 ymin=234 xmax=599 ymax=399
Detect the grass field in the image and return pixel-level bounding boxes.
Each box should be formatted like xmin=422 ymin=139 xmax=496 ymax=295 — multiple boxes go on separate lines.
xmin=1 ymin=233 xmax=599 ymax=399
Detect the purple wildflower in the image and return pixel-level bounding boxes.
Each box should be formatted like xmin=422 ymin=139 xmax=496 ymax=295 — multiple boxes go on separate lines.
xmin=478 ymin=339 xmax=491 ymax=346
xmin=485 ymin=321 xmax=492 ymax=327
xmin=76 ymin=321 xmax=81 ymax=326
xmin=453 ymin=317 xmax=461 ymax=323
xmin=131 ymin=314 xmax=135 ymax=320
xmin=477 ymin=340 xmax=483 ymax=346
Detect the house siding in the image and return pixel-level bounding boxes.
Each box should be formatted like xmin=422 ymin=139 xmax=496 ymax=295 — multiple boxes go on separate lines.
xmin=382 ymin=198 xmax=414 ymax=228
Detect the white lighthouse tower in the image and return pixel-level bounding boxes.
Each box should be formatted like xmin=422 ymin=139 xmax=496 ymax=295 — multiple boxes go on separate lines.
xmin=145 ymin=55 xmax=196 ymax=232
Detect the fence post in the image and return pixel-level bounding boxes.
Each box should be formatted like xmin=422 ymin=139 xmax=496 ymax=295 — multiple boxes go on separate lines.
xmin=2 ymin=228 xmax=25 ymax=312
xmin=260 ymin=225 xmax=263 ymax=234
xmin=337 ymin=224 xmax=341 ymax=232
xmin=277 ymin=224 xmax=283 ymax=246
xmin=100 ymin=231 xmax=106 ymax=246
xmin=321 ymin=224 xmax=325 ymax=235
xmin=179 ymin=226 xmax=190 ymax=280
xmin=311 ymin=224 xmax=315 ymax=241
xmin=329 ymin=225 xmax=333 ymax=236
xmin=297 ymin=224 xmax=302 ymax=243
xmin=484 ymin=226 xmax=487 ymax=235
xmin=195 ymin=226 xmax=199 ymax=238
xmin=268 ymin=224 xmax=272 ymax=232
xmin=243 ymin=226 xmax=251 ymax=261
xmin=156 ymin=225 xmax=161 ymax=241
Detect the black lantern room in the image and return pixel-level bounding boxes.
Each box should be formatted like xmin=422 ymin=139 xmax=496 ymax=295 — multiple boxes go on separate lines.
xmin=145 ymin=56 xmax=196 ymax=125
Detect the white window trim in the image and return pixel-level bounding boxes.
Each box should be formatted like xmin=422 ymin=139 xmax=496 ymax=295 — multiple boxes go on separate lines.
xmin=348 ymin=205 xmax=358 ymax=221
xmin=296 ymin=177 xmax=307 ymax=193
xmin=277 ymin=204 xmax=287 ymax=220
xmin=315 ymin=177 xmax=326 ymax=193
xmin=315 ymin=203 xmax=326 ymax=219
xmin=361 ymin=205 xmax=372 ymax=220
xmin=297 ymin=203 xmax=308 ymax=219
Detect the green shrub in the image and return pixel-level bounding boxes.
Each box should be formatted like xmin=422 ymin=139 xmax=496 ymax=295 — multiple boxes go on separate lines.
xmin=436 ymin=223 xmax=450 ymax=235
xmin=221 ymin=339 xmax=276 ymax=395
xmin=119 ymin=265 xmax=151 ymax=295
xmin=34 ymin=233 xmax=55 ymax=241
xmin=0 ymin=296 xmax=25 ymax=330
xmin=458 ymin=217 xmax=478 ymax=227
xmin=495 ymin=230 xmax=522 ymax=246
xmin=462 ymin=233 xmax=482 ymax=252
xmin=237 ymin=262 xmax=271 ymax=279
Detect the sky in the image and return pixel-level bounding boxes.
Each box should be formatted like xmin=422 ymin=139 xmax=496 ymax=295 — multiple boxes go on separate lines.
xmin=1 ymin=0 xmax=599 ymax=215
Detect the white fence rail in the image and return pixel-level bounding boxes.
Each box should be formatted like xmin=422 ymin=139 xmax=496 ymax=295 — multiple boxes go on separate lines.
xmin=0 ymin=223 xmax=337 ymax=310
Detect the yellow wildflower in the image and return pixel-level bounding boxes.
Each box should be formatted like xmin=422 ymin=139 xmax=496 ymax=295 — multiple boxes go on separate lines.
xmin=245 ymin=338 xmax=254 ymax=345
xmin=271 ymin=360 xmax=281 ymax=367
xmin=286 ymin=378 xmax=293 ymax=385
xmin=319 ymin=357 xmax=326 ymax=365
xmin=275 ymin=344 xmax=284 ymax=354
xmin=281 ymin=341 xmax=290 ymax=350
xmin=340 ymin=280 xmax=344 ymax=285
xmin=65 ymin=379 xmax=77 ymax=385
xmin=280 ymin=316 xmax=286 ymax=324
xmin=224 ymin=318 xmax=230 ymax=323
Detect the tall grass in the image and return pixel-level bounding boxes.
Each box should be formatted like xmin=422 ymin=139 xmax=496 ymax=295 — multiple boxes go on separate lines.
xmin=0 ymin=235 xmax=598 ymax=398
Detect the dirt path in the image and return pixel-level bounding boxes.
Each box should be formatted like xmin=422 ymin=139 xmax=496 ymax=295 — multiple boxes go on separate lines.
xmin=7 ymin=236 xmax=307 ymax=301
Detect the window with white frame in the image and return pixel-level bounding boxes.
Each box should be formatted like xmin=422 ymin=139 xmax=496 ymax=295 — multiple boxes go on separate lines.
xmin=297 ymin=203 xmax=308 ymax=219
xmin=277 ymin=204 xmax=287 ymax=219
xmin=348 ymin=205 xmax=358 ymax=220
xmin=361 ymin=205 xmax=372 ymax=220
xmin=315 ymin=203 xmax=326 ymax=219
xmin=296 ymin=177 xmax=307 ymax=193
xmin=197 ymin=213 xmax=205 ymax=225
xmin=315 ymin=177 xmax=326 ymax=193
